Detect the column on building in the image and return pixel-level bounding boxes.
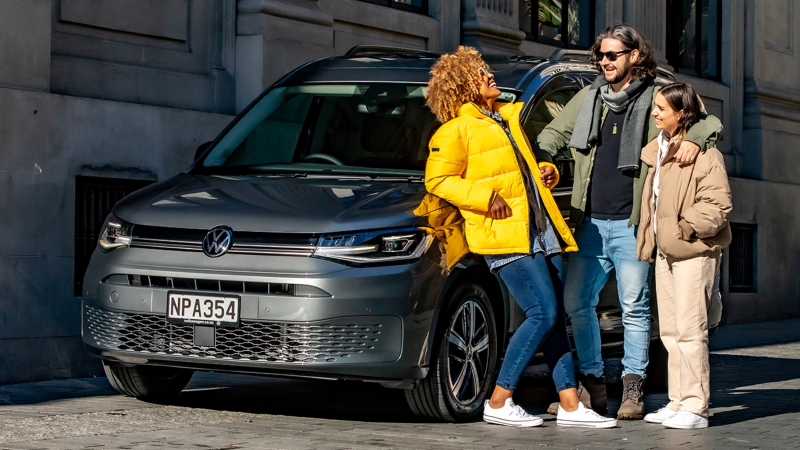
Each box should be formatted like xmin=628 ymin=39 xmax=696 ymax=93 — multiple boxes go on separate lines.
xmin=461 ymin=0 xmax=526 ymax=54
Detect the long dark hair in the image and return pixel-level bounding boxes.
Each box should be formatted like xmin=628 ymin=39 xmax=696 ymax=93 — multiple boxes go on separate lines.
xmin=588 ymin=25 xmax=658 ymax=81
xmin=659 ymin=82 xmax=701 ymax=139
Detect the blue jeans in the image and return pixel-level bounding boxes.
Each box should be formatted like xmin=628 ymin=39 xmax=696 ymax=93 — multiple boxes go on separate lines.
xmin=495 ymin=253 xmax=576 ymax=393
xmin=564 ymin=218 xmax=653 ymax=379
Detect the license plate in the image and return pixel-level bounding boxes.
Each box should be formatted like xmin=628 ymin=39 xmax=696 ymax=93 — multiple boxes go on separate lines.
xmin=166 ymin=292 xmax=240 ymax=327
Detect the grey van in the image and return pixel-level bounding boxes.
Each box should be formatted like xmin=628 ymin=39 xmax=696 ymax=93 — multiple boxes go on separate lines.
xmin=81 ymin=47 xmax=718 ymax=422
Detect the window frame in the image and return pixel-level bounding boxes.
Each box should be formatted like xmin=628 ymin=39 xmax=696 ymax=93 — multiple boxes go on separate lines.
xmin=524 ymin=0 xmax=596 ymax=49
xmin=357 ymin=0 xmax=428 ymax=15
xmin=520 ymin=71 xmax=585 ymax=203
xmin=666 ymin=0 xmax=723 ymax=81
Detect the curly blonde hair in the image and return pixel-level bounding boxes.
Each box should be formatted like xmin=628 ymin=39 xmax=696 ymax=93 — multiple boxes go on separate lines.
xmin=426 ymin=46 xmax=490 ymax=123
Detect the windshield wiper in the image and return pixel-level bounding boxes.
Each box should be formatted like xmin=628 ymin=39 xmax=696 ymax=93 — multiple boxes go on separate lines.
xmin=257 ymin=172 xmax=308 ymax=178
xmin=364 ymin=174 xmax=424 ymax=183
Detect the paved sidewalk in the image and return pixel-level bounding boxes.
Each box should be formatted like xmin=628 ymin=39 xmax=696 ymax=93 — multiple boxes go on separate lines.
xmin=1 ymin=319 xmax=800 ymax=449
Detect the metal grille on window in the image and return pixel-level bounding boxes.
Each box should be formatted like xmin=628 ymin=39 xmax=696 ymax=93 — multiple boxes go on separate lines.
xmin=74 ymin=176 xmax=155 ymax=296
xmin=728 ymin=224 xmax=756 ymax=293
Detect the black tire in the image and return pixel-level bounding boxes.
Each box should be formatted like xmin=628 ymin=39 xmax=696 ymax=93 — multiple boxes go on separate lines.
xmin=647 ymin=338 xmax=669 ymax=393
xmin=103 ymin=361 xmax=193 ymax=400
xmin=405 ymin=282 xmax=498 ymax=421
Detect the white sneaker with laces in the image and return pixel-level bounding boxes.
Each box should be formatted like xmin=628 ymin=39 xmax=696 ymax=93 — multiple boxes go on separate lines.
xmin=662 ymin=410 xmax=708 ymax=429
xmin=483 ymin=398 xmax=544 ymax=427
xmin=556 ymin=402 xmax=618 ymax=428
xmin=645 ymin=407 xmax=679 ymax=423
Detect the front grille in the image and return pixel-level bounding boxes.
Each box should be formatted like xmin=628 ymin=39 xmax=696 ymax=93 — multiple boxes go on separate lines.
xmin=105 ymin=274 xmax=329 ymax=297
xmin=85 ymin=304 xmax=391 ymax=364
xmin=129 ymin=225 xmax=318 ymax=256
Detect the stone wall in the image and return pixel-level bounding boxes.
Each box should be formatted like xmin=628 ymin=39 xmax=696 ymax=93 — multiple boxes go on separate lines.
xmin=50 ymin=0 xmax=237 ymax=114
xmin=0 ymin=0 xmax=235 ymax=384
xmin=0 ymin=87 xmax=233 ymax=384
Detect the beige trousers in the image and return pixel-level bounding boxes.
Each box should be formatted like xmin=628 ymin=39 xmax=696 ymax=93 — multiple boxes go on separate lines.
xmin=655 ymin=250 xmax=720 ymax=417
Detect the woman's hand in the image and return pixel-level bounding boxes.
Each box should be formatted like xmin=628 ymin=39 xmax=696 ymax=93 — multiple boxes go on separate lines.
xmin=489 ymin=195 xmax=513 ymax=220
xmin=540 ymin=165 xmax=557 ymax=189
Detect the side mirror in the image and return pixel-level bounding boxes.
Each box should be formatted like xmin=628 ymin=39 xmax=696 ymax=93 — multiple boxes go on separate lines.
xmin=194 ymin=141 xmax=212 ymax=162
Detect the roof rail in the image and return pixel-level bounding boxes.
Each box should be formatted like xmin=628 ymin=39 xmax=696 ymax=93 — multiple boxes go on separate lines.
xmin=549 ymin=49 xmax=590 ymax=62
xmin=345 ymin=45 xmax=435 ymax=56
xmin=548 ymin=48 xmax=677 ymax=81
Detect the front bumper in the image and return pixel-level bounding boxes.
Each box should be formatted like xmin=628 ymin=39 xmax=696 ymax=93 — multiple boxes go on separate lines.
xmin=81 ymin=247 xmax=448 ymax=385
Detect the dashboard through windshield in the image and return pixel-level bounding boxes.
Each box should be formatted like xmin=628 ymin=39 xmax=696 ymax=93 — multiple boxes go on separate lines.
xmin=195 ymin=83 xmax=518 ymax=177
xmin=198 ymin=84 xmax=437 ymax=176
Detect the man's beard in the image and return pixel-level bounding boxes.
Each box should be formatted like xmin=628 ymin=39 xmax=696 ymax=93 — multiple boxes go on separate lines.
xmin=604 ymin=62 xmax=632 ymax=84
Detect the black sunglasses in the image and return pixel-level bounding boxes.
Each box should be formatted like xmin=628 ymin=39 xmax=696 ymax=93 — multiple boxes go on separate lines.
xmin=594 ymin=49 xmax=632 ymax=62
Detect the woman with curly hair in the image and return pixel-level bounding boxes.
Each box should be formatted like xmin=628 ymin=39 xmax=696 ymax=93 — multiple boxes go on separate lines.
xmin=424 ymin=46 xmax=617 ymax=429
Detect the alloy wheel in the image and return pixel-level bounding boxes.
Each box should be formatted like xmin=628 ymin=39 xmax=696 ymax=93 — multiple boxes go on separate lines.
xmin=445 ymin=298 xmax=491 ymax=405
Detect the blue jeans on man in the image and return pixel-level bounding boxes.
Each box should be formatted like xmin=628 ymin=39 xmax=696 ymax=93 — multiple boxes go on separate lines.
xmin=564 ymin=218 xmax=653 ymax=379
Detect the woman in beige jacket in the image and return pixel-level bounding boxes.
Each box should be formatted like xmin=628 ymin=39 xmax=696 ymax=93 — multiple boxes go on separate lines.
xmin=635 ymin=83 xmax=732 ymax=429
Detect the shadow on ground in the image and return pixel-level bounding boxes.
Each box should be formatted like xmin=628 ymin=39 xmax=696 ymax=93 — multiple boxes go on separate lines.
xmin=706 ymin=353 xmax=800 ymax=426
xmin=3 ymin=346 xmax=799 ymax=429
xmin=171 ymin=373 xmax=422 ymax=423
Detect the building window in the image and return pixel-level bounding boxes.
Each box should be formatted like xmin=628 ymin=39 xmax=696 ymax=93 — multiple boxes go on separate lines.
xmin=666 ymin=0 xmax=722 ymax=80
xmin=74 ymin=176 xmax=155 ymax=296
xmin=728 ymin=224 xmax=757 ymax=293
xmin=521 ymin=0 xmax=596 ymax=48
xmin=358 ymin=0 xmax=427 ymax=15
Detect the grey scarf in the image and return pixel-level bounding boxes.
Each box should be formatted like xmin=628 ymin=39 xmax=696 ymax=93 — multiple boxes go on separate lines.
xmin=569 ymin=75 xmax=654 ymax=171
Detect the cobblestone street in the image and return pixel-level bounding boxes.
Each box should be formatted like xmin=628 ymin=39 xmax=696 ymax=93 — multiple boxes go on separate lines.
xmin=2 ymin=319 xmax=800 ymax=450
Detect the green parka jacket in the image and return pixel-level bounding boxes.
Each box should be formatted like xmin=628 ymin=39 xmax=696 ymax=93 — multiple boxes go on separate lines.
xmin=535 ymin=83 xmax=723 ymax=227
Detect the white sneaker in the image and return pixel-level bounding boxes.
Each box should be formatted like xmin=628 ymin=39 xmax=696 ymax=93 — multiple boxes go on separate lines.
xmin=557 ymin=402 xmax=618 ymax=428
xmin=483 ymin=398 xmax=544 ymax=427
xmin=644 ymin=407 xmax=679 ymax=424
xmin=662 ymin=410 xmax=708 ymax=429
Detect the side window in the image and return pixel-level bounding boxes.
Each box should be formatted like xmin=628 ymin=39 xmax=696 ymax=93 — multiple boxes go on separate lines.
xmin=523 ymin=88 xmax=577 ymax=138
xmin=522 ymin=85 xmax=579 ymax=186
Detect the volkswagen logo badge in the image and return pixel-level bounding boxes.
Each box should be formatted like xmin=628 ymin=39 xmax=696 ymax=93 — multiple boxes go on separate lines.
xmin=203 ymin=227 xmax=232 ymax=257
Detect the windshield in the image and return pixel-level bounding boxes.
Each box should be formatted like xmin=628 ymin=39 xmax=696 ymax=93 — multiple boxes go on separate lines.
xmin=197 ymin=84 xmax=445 ymax=176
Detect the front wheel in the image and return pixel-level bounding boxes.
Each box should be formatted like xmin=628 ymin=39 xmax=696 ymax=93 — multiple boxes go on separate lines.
xmin=405 ymin=282 xmax=498 ymax=421
xmin=103 ymin=361 xmax=193 ymax=400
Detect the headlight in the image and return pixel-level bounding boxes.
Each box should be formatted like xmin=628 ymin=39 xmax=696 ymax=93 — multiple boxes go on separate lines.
xmin=98 ymin=214 xmax=133 ymax=252
xmin=313 ymin=228 xmax=433 ymax=264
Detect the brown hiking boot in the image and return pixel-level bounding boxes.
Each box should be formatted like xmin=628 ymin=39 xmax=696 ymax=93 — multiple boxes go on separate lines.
xmin=546 ymin=375 xmax=606 ymax=415
xmin=617 ymin=374 xmax=645 ymax=420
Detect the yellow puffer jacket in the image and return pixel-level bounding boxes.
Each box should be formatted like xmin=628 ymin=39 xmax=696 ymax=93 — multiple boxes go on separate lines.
xmin=425 ymin=102 xmax=578 ymax=255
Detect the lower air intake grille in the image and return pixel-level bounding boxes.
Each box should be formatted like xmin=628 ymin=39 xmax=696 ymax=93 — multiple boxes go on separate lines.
xmin=85 ymin=304 xmax=398 ymax=364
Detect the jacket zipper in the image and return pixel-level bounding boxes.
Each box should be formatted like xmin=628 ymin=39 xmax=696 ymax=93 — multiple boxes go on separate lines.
xmin=487 ymin=118 xmax=543 ymax=251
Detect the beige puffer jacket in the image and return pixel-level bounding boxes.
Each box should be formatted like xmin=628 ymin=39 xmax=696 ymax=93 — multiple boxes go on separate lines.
xmin=636 ymin=136 xmax=732 ymax=262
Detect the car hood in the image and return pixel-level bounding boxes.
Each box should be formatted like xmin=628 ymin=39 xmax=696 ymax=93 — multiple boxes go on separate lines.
xmin=112 ymin=174 xmax=433 ymax=233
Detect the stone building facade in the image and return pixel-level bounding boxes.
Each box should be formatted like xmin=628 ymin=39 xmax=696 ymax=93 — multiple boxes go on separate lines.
xmin=0 ymin=0 xmax=796 ymax=384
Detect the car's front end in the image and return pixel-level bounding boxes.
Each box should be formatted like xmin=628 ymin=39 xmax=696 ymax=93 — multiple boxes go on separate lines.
xmin=81 ymin=172 xmax=461 ymax=388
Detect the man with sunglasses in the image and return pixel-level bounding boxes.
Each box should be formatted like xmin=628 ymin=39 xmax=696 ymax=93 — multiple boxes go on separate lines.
xmin=535 ymin=25 xmax=722 ymax=420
